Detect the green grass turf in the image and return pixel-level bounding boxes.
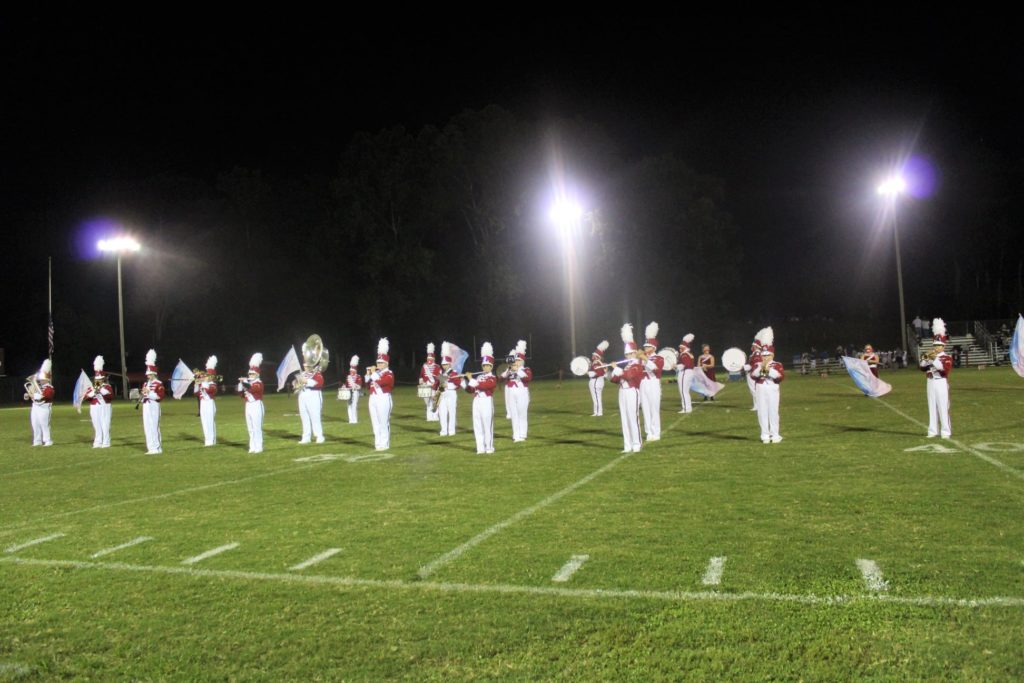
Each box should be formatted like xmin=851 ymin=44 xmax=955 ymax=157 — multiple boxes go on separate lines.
xmin=2 ymin=368 xmax=1023 ymax=680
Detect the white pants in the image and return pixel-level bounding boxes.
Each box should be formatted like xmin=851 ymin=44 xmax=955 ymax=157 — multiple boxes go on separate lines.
xmin=299 ymin=390 xmax=324 ymax=442
xmin=755 ymin=382 xmax=781 ymax=441
xmin=347 ymin=390 xmax=360 ymax=424
xmin=424 ymin=392 xmax=438 ymax=421
xmin=90 ymin=402 xmax=112 ymax=447
xmin=589 ymin=376 xmax=605 ymax=415
xmin=640 ymin=377 xmax=661 ymax=440
xmin=926 ymin=378 xmax=952 ymax=437
xmin=246 ymin=400 xmax=264 ymax=453
xmin=618 ymin=387 xmax=642 ymax=452
xmin=438 ymin=390 xmax=458 ymax=436
xmin=473 ymin=395 xmax=494 ymax=453
xmin=746 ymin=372 xmax=757 ymax=409
xmin=30 ymin=403 xmax=52 ymax=446
xmin=504 ymin=385 xmax=511 ymax=419
xmin=508 ymin=387 xmax=529 ymax=441
xmin=369 ymin=393 xmax=392 ymax=449
xmin=142 ymin=401 xmax=162 ymax=453
xmin=200 ymin=399 xmax=217 ymax=445
xmin=677 ymin=369 xmax=693 ymax=413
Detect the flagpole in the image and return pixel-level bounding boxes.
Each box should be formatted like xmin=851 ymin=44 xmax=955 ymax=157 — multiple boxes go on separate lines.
xmin=48 ymin=257 xmax=53 ymax=360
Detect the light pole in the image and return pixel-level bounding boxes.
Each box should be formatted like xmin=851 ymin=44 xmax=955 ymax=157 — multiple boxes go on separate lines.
xmin=877 ymin=176 xmax=908 ymax=352
xmin=549 ymin=201 xmax=583 ymax=357
xmin=98 ymin=237 xmax=141 ymax=399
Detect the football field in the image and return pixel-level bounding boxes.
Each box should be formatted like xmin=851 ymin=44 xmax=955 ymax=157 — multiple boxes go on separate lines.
xmin=2 ymin=368 xmax=1023 ymax=680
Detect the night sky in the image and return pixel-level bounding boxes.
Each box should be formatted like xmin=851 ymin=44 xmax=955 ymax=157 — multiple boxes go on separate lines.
xmin=2 ymin=13 xmax=1021 ymax=377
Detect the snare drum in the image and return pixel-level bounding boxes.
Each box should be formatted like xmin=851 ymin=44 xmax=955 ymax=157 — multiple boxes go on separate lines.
xmin=337 ymin=388 xmax=352 ymax=401
xmin=416 ymin=385 xmax=433 ymax=399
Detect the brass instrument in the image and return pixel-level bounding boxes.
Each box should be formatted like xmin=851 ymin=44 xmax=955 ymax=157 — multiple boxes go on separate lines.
xmin=293 ymin=334 xmax=329 ymax=393
xmin=921 ymin=347 xmax=940 ymax=362
xmin=23 ymin=373 xmax=41 ymax=400
xmin=430 ymin=370 xmax=451 ymax=412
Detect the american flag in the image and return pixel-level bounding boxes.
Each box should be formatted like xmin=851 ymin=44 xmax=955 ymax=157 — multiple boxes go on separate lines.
xmin=47 ymin=314 xmax=54 ymax=357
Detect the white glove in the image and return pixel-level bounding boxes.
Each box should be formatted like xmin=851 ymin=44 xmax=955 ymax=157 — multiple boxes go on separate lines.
xmin=468 ymin=378 xmax=479 ymax=389
xmin=768 ymin=368 xmax=781 ymax=380
xmin=587 ymin=371 xmax=596 ymax=378
xmin=612 ymin=367 xmax=624 ymax=377
xmin=919 ymin=359 xmax=930 ymax=368
xmin=32 ymin=392 xmax=42 ymax=401
xmin=932 ymin=358 xmax=944 ymax=370
xmin=743 ymin=364 xmax=752 ymax=373
xmin=516 ymin=369 xmax=526 ymax=378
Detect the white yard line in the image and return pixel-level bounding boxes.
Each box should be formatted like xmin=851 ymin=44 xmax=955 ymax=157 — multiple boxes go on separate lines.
xmin=702 ymin=556 xmax=727 ymax=586
xmin=4 ymin=533 xmax=65 ymax=554
xmin=856 ymin=558 xmax=889 ymax=592
xmin=90 ymin=536 xmax=154 ymax=558
xmin=3 ymin=556 xmax=1023 ymax=610
xmin=417 ymin=452 xmax=635 ymax=579
xmin=181 ymin=543 xmax=239 ymax=565
xmin=289 ymin=548 xmax=342 ymax=571
xmin=0 ymin=462 xmax=329 ymax=538
xmin=551 ymin=554 xmax=590 ymax=583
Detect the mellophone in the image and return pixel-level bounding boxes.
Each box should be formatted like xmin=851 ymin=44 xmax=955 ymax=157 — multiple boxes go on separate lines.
xmin=569 ymin=347 xmax=678 ymax=376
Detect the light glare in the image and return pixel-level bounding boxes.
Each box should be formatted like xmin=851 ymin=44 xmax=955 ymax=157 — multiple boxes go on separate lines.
xmin=98 ymin=237 xmax=141 ymax=253
xmin=876 ymin=176 xmax=907 ymax=197
xmin=549 ymin=201 xmax=583 ymax=228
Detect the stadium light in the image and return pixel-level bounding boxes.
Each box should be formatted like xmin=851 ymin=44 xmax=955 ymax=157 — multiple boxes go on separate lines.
xmin=877 ymin=175 xmax=907 ymax=197
xmin=549 ymin=200 xmax=585 ymax=357
xmin=98 ymin=236 xmax=142 ymax=399
xmin=876 ymin=176 xmax=909 ymax=352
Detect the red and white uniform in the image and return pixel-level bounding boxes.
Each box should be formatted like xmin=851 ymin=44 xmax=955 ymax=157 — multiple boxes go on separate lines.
xmin=753 ymin=359 xmax=784 ymax=443
xmin=141 ymin=375 xmax=165 ymax=454
xmin=588 ymin=355 xmax=606 ymax=416
xmin=434 ymin=367 xmax=462 ymax=436
xmin=27 ymin=378 xmax=55 ymax=447
xmin=640 ymin=349 xmax=664 ymax=440
xmin=610 ymin=360 xmax=644 ymax=452
xmin=920 ymin=351 xmax=953 ymax=438
xmin=420 ymin=361 xmax=441 ymax=421
xmin=502 ymin=365 xmax=532 ymax=442
xmin=345 ymin=369 xmax=364 ymax=424
xmin=745 ymin=343 xmax=761 ymax=410
xmin=194 ymin=375 xmax=218 ymax=446
xmin=84 ymin=377 xmax=114 ymax=447
xmin=297 ymin=369 xmax=324 ymax=443
xmin=465 ymin=372 xmax=497 ymax=454
xmin=237 ymin=375 xmax=265 ymax=453
xmin=366 ymin=366 xmax=395 ymax=450
xmin=676 ymin=343 xmax=695 ymax=413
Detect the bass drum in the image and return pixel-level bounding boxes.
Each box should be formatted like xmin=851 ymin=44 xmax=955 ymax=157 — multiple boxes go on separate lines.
xmin=416 ymin=385 xmax=433 ymax=399
xmin=722 ymin=347 xmax=747 ymax=373
xmin=337 ymin=388 xmax=352 ymax=401
xmin=569 ymin=356 xmax=591 ymax=376
xmin=657 ymin=347 xmax=679 ymax=372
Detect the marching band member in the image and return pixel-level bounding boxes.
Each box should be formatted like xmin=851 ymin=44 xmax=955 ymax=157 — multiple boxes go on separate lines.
xmin=141 ymin=349 xmax=165 ymax=454
xmin=194 ymin=355 xmax=218 ymax=446
xmin=236 ymin=353 xmax=264 ymax=453
xmin=504 ymin=347 xmax=513 ymax=421
xmin=588 ymin=340 xmax=609 ymax=416
xmin=365 ymin=338 xmax=395 ymax=450
xmin=640 ymin=322 xmax=664 ymax=440
xmin=502 ymin=340 xmax=532 ymax=442
xmin=24 ymin=358 xmax=55 ymax=446
xmin=699 ymin=344 xmax=717 ymax=402
xmin=297 ymin=355 xmax=325 ymax=444
xmin=920 ymin=318 xmax=953 ymax=438
xmin=676 ymin=334 xmax=695 ymax=414
xmin=435 ymin=341 xmax=462 ymax=437
xmin=751 ymin=328 xmax=784 ymax=443
xmin=83 ymin=355 xmax=113 ymax=447
xmin=610 ymin=324 xmax=644 ymax=453
xmin=420 ymin=343 xmax=441 ymax=422
xmin=861 ymin=344 xmax=880 ymax=378
xmin=464 ymin=342 xmax=497 ymax=454
xmin=345 ymin=355 xmax=363 ymax=424
xmin=746 ymin=336 xmax=762 ymax=411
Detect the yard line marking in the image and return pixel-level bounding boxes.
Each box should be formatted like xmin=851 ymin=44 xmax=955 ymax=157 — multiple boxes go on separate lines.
xmin=289 ymin=548 xmax=342 ymax=571
xmin=551 ymin=554 xmax=590 ymax=583
xmin=4 ymin=556 xmax=1024 ymax=610
xmin=90 ymin=536 xmax=154 ymax=558
xmin=0 ymin=462 xmax=330 ymax=538
xmin=0 ymin=662 xmax=31 ymax=676
xmin=702 ymin=556 xmax=727 ymax=586
xmin=6 ymin=455 xmax=119 ymax=476
xmin=861 ymin=389 xmax=1024 ymax=482
xmin=417 ymin=452 xmax=635 ymax=579
xmin=4 ymin=533 xmax=65 ymax=553
xmin=181 ymin=543 xmax=239 ymax=565
xmin=856 ymin=558 xmax=889 ymax=592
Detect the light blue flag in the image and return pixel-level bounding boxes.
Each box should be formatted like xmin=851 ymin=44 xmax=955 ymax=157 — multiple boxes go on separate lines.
xmin=72 ymin=370 xmax=90 ymax=414
xmin=842 ymin=356 xmax=892 ymax=397
xmin=277 ymin=346 xmax=301 ymax=391
xmin=1011 ymin=314 xmax=1024 ymax=378
xmin=690 ymin=368 xmax=725 ymax=397
xmin=170 ymin=360 xmax=196 ymax=400
xmin=450 ymin=344 xmax=470 ymax=374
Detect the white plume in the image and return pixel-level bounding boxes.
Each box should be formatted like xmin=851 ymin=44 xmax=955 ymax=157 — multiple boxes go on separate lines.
xmin=620 ymin=323 xmax=634 ymax=344
xmin=249 ymin=353 xmax=262 ymax=368
xmin=39 ymin=358 xmax=52 ymax=376
xmin=349 ymin=355 xmax=359 ymax=367
xmin=481 ymin=341 xmax=493 ymax=358
xmin=206 ymin=355 xmax=218 ymax=370
xmin=441 ymin=341 xmax=451 ymax=358
xmin=426 ymin=342 xmax=435 ymax=355
xmin=94 ymin=355 xmax=105 ymax=372
xmin=683 ymin=333 xmax=694 ymax=344
xmin=597 ymin=340 xmax=609 ymax=352
xmin=146 ymin=349 xmax=157 ymax=365
xmin=755 ymin=327 xmax=770 ymax=344
xmin=377 ymin=338 xmax=389 ymax=355
xmin=516 ymin=339 xmax=527 ymax=355
xmin=645 ymin=321 xmax=659 ymax=340
xmin=761 ymin=326 xmax=774 ymax=348
xmin=932 ymin=318 xmax=946 ymax=337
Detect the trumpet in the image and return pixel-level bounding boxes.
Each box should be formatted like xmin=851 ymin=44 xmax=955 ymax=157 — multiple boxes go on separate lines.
xmin=921 ymin=348 xmax=940 ymax=362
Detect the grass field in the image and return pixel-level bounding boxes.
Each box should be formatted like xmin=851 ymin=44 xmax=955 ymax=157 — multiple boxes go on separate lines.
xmin=2 ymin=367 xmax=1024 ymax=680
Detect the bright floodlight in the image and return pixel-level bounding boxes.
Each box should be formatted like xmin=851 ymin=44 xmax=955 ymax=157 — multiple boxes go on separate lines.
xmin=877 ymin=176 xmax=907 ymax=196
xmin=549 ymin=201 xmax=583 ymax=229
xmin=98 ymin=237 xmax=141 ymax=253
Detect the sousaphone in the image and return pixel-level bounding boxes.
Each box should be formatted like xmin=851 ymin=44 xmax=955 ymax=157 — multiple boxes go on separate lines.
xmin=302 ymin=334 xmax=330 ymax=372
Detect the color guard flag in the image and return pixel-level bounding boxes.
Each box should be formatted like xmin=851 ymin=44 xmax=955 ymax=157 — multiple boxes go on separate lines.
xmin=842 ymin=356 xmax=892 ymax=397
xmin=690 ymin=368 xmax=725 ymax=398
xmin=72 ymin=369 xmax=90 ymax=414
xmin=170 ymin=360 xmax=195 ymax=400
xmin=450 ymin=344 xmax=470 ymax=374
xmin=277 ymin=346 xmax=301 ymax=391
xmin=1010 ymin=314 xmax=1024 ymax=378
